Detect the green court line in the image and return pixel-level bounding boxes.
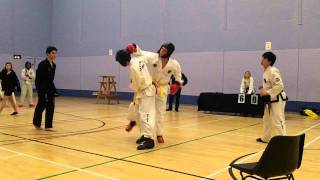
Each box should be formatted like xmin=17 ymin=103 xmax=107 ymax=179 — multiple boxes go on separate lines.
xmin=37 ymin=170 xmax=78 ymax=180
xmin=37 ymin=123 xmax=260 ymax=179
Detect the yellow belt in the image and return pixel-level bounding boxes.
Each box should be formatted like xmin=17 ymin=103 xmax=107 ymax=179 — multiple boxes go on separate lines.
xmin=152 ymin=81 xmax=166 ymax=98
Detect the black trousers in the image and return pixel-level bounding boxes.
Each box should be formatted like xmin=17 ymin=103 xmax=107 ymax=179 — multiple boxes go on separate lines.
xmin=168 ymin=88 xmax=181 ymax=110
xmin=33 ymin=91 xmax=55 ymax=128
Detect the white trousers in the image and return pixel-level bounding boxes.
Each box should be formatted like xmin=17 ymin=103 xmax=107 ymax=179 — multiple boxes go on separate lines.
xmin=127 ymin=87 xmax=156 ymax=139
xmin=127 ymin=102 xmax=139 ymax=122
xmin=262 ymin=100 xmax=287 ymax=142
xmin=155 ymin=85 xmax=169 ymax=136
xmin=20 ymin=83 xmax=34 ymax=105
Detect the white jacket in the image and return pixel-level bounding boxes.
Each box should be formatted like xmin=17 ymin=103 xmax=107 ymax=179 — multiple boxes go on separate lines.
xmin=133 ymin=45 xmax=183 ymax=86
xmin=240 ymin=77 xmax=255 ymax=94
xmin=21 ymin=68 xmax=35 ymax=85
xmin=263 ymin=66 xmax=287 ymax=101
xmin=129 ymin=55 xmax=154 ymax=101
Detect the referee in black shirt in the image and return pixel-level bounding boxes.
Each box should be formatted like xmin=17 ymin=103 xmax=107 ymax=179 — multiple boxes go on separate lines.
xmin=33 ymin=46 xmax=58 ymax=130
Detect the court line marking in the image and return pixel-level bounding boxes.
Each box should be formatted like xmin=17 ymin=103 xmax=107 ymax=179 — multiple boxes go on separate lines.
xmin=1 ymin=107 xmax=312 ymax=179
xmin=202 ymin=121 xmax=320 ymax=179
xmin=59 ymin=110 xmax=221 ymax=131
xmin=0 ymin=124 xmax=126 ymax=146
xmin=304 ymin=134 xmax=320 ymax=148
xmin=6 ymin=100 xmax=314 ymax=178
xmin=0 ymin=112 xmax=214 ymax=145
xmin=0 ymin=147 xmax=118 ymax=180
xmin=1 ymin=122 xmax=260 ymax=180
xmin=0 ymin=107 xmax=283 ymax=179
xmin=172 ymin=116 xmax=237 ymax=128
xmin=34 ymin=123 xmax=260 ymax=180
xmin=0 ymin=154 xmax=21 ymax=160
xmin=224 ymin=133 xmax=257 ymax=139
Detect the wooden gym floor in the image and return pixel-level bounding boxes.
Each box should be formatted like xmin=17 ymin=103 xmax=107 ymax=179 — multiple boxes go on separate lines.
xmin=0 ymin=97 xmax=319 ymax=180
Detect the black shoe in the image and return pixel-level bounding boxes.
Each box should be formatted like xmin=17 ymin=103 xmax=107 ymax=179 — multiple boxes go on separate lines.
xmin=175 ymin=108 xmax=179 ymax=112
xmin=137 ymin=138 xmax=155 ymax=150
xmin=33 ymin=125 xmax=42 ymax=130
xmin=166 ymin=108 xmax=172 ymax=111
xmin=256 ymin=138 xmax=267 ymax=143
xmin=136 ymin=135 xmax=147 ymax=144
xmin=10 ymin=112 xmax=18 ymax=116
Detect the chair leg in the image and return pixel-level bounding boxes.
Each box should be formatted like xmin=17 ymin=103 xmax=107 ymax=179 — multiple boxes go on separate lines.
xmin=284 ymin=174 xmax=292 ymax=180
xmin=268 ymin=175 xmax=294 ymax=180
xmin=288 ymin=174 xmax=294 ymax=180
xmin=240 ymin=171 xmax=245 ymax=179
xmin=228 ymin=167 xmax=238 ymax=180
xmin=243 ymin=175 xmax=263 ymax=180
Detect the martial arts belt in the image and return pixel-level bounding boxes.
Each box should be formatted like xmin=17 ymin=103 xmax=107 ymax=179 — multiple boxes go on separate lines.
xmin=152 ymin=79 xmax=166 ymax=98
xmin=261 ymin=95 xmax=272 ymax=114
xmin=262 ymin=92 xmax=289 ymax=115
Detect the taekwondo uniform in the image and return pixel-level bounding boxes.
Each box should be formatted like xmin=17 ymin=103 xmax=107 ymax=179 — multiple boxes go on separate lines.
xmin=131 ymin=45 xmax=183 ymax=142
xmin=151 ymin=58 xmax=183 ymax=138
xmin=128 ymin=55 xmax=156 ymax=146
xmin=261 ymin=66 xmax=288 ymax=142
xmin=20 ymin=67 xmax=35 ymax=106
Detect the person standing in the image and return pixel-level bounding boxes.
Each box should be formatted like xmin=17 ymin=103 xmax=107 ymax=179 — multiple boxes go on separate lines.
xmin=167 ymin=73 xmax=188 ymax=112
xmin=0 ymin=62 xmax=20 ymax=115
xmin=152 ymin=43 xmax=183 ymax=143
xmin=19 ymin=61 xmax=35 ymax=107
xmin=33 ymin=46 xmax=58 ymax=130
xmin=126 ymin=43 xmax=183 ymax=144
xmin=116 ymin=49 xmax=156 ymax=150
xmin=257 ymin=52 xmax=288 ymax=143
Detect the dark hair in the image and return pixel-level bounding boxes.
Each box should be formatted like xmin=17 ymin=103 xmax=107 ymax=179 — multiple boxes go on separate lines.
xmin=46 ymin=46 xmax=58 ymax=55
xmin=25 ymin=61 xmax=32 ymax=68
xmin=262 ymin=52 xmax=276 ymax=66
xmin=116 ymin=49 xmax=131 ymax=67
xmin=2 ymin=62 xmax=13 ymax=73
xmin=157 ymin=42 xmax=175 ymax=58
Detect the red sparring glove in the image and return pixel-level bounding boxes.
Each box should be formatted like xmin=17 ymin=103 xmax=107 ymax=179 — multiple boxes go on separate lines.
xmin=126 ymin=44 xmax=136 ymax=54
xmin=170 ymin=84 xmax=181 ymax=95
